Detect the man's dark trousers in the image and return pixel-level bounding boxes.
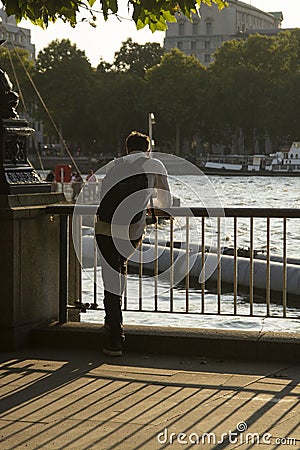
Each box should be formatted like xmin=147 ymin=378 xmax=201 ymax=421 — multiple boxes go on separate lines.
xmin=96 ymin=234 xmax=141 ymax=343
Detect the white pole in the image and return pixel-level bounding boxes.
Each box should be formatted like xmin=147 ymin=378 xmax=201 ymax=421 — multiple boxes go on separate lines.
xmin=148 ymin=112 xmax=155 ymax=153
xmin=60 ymin=167 xmax=64 ymax=193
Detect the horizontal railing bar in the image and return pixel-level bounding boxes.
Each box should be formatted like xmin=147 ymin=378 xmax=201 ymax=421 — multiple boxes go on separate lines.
xmin=81 ymin=307 xmax=300 ymax=319
xmin=46 ymin=204 xmax=300 ymax=219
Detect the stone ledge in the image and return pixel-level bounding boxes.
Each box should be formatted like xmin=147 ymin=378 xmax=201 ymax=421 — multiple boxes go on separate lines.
xmin=0 ymin=192 xmax=66 ymax=207
xmin=0 ymin=192 xmax=68 ymax=218
xmin=30 ymin=322 xmax=300 ymax=362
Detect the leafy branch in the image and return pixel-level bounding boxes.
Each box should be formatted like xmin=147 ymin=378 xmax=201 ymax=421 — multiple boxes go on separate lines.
xmin=1 ymin=0 xmax=227 ymax=30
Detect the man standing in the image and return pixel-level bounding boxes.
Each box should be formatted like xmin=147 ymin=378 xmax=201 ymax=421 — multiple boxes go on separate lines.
xmin=86 ymin=170 xmax=97 ymax=182
xmin=96 ymin=131 xmax=171 ymax=356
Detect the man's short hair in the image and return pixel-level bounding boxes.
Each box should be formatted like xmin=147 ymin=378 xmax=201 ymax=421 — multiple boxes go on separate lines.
xmin=126 ymin=131 xmax=150 ymax=154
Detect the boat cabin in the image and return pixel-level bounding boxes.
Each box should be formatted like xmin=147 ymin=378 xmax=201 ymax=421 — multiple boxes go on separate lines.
xmin=286 ymin=142 xmax=300 ymax=163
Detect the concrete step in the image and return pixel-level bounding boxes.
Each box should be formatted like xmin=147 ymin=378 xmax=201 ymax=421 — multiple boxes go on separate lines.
xmin=30 ymin=322 xmax=300 ymax=363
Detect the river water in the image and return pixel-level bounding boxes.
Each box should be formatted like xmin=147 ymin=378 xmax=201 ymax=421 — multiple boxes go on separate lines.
xmin=81 ymin=175 xmax=300 ymax=333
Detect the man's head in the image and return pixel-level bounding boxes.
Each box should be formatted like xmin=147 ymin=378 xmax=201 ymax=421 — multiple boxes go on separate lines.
xmin=125 ymin=131 xmax=150 ymax=155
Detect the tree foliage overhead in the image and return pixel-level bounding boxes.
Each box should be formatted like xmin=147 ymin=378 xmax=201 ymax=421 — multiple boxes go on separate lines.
xmin=2 ymin=0 xmax=227 ymax=31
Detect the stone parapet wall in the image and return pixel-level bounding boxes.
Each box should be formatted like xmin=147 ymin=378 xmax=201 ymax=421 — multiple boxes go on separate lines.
xmin=0 ymin=192 xmax=68 ymax=350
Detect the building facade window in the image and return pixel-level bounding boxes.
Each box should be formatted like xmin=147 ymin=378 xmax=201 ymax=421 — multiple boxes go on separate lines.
xmin=206 ymin=22 xmax=212 ymax=35
xmin=164 ymin=3 xmax=282 ymax=66
xmin=204 ymin=53 xmax=211 ymax=63
xmin=179 ymin=22 xmax=185 ymax=36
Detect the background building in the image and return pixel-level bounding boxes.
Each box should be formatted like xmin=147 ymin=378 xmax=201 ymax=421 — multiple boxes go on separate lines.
xmin=0 ymin=9 xmax=35 ymax=59
xmin=164 ymin=0 xmax=283 ymax=65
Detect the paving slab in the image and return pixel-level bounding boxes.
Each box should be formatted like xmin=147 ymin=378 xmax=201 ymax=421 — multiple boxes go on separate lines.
xmin=0 ymin=348 xmax=299 ymax=449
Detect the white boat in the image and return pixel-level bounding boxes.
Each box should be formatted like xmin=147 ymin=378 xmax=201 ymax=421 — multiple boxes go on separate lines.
xmin=200 ymin=142 xmax=300 ymax=176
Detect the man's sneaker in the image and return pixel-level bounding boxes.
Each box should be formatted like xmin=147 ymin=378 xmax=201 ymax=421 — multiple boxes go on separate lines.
xmin=103 ymin=324 xmax=125 ymax=356
xmin=103 ymin=342 xmax=123 ymax=357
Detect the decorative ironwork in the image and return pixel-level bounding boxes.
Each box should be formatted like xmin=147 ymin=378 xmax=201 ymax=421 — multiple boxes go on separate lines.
xmin=5 ymin=170 xmax=42 ymax=184
xmin=5 ymin=136 xmax=27 ymax=165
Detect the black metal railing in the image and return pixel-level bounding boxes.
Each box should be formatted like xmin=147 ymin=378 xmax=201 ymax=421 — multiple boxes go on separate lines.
xmin=46 ymin=204 xmax=300 ymax=323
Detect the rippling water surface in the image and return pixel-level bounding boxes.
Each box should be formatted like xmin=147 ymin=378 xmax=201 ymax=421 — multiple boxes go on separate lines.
xmin=81 ymin=175 xmax=300 ymax=332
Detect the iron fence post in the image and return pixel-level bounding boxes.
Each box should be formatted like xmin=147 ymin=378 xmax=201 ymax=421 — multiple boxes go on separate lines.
xmin=59 ymin=214 xmax=68 ymax=323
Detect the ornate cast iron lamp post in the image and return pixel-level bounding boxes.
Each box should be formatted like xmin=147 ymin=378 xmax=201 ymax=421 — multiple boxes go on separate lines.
xmin=0 ymin=54 xmax=50 ymax=194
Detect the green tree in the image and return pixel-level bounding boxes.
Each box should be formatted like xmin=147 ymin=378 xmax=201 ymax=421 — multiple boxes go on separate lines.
xmin=34 ymin=39 xmax=95 ymax=152
xmin=266 ymin=30 xmax=300 ymax=144
xmin=91 ymin=68 xmax=147 ymax=154
xmin=274 ymin=72 xmax=300 ymax=143
xmin=2 ymin=0 xmax=227 ymax=31
xmin=112 ymin=38 xmax=164 ymax=78
xmin=211 ymin=34 xmax=277 ymax=74
xmin=209 ymin=33 xmax=300 ymax=151
xmin=146 ymin=48 xmax=207 ymax=153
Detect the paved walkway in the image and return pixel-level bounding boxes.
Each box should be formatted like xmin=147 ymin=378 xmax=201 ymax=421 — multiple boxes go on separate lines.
xmin=0 ymin=348 xmax=299 ymax=449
